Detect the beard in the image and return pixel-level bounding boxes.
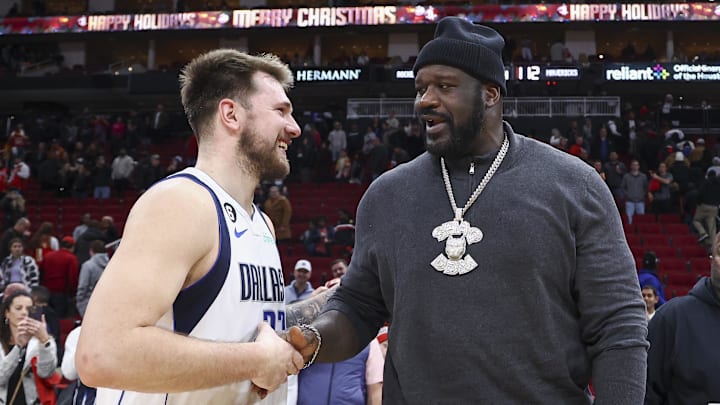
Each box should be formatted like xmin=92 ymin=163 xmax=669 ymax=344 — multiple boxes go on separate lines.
xmin=425 ymin=92 xmax=486 ymax=159
xmin=237 ymin=125 xmax=290 ymax=181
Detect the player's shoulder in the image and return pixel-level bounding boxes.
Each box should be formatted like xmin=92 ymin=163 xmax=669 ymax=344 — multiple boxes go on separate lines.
xmin=126 ymin=174 xmax=218 ymax=230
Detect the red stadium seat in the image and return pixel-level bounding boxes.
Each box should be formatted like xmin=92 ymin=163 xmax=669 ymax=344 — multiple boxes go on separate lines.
xmin=670 ymin=234 xmax=699 ymax=247
xmin=636 ymin=223 xmax=663 ymax=234
xmin=657 ymin=258 xmax=688 ymax=273
xmin=641 ymin=246 xmax=677 ymax=260
xmin=664 ymin=223 xmax=691 ymax=236
xmin=688 ymin=257 xmax=711 ymax=273
xmin=642 ymin=234 xmax=669 ymax=246
xmin=657 ymin=213 xmax=683 ymax=224
xmin=633 ymin=214 xmax=656 ymax=223
xmin=678 ymin=244 xmax=709 ymax=259
xmin=663 ymin=272 xmax=698 ymax=286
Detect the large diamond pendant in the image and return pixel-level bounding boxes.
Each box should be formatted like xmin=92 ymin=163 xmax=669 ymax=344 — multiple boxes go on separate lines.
xmin=430 ymin=218 xmax=483 ymax=276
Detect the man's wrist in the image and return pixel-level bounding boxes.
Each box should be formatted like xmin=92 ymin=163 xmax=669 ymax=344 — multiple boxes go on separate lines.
xmin=298 ymin=324 xmax=321 ymax=369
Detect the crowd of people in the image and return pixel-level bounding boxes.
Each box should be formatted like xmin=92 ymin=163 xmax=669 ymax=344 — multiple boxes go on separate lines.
xmin=543 ymin=100 xmax=720 ymax=248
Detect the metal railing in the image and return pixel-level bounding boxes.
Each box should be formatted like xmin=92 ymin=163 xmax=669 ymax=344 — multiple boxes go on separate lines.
xmin=346 ymin=97 xmax=622 ymax=119
xmin=18 ymin=59 xmax=60 ymax=77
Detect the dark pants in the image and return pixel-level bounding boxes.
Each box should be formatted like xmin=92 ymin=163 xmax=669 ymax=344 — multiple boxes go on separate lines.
xmin=49 ymin=293 xmax=70 ymax=318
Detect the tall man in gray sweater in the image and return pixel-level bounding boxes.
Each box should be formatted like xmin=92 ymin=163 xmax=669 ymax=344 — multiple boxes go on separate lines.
xmin=285 ymin=17 xmax=648 ymax=404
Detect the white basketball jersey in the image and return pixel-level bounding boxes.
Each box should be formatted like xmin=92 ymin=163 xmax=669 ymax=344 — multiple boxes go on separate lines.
xmin=96 ymin=167 xmax=287 ymax=405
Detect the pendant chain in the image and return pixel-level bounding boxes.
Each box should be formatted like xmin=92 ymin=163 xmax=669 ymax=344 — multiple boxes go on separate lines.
xmin=440 ymin=135 xmax=509 ymax=222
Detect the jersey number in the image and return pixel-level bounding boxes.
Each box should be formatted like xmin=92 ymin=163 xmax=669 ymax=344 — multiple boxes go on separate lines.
xmin=263 ymin=310 xmax=286 ymax=331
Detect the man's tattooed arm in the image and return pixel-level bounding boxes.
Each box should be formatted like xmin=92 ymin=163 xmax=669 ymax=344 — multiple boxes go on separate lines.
xmin=286 ymin=288 xmax=337 ymax=326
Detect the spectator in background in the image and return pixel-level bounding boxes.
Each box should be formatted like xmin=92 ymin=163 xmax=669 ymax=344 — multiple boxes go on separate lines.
xmin=7 ymin=156 xmax=30 ymax=192
xmin=101 ymin=216 xmax=120 ymax=243
xmin=520 ymin=37 xmax=533 ymax=61
xmin=40 ymin=236 xmax=79 ymax=318
xmin=549 ymin=128 xmax=563 ymax=147
xmin=327 ymin=121 xmax=347 ymax=162
xmin=335 ymin=150 xmax=351 ymax=182
xmin=91 ymin=156 xmax=112 ymax=199
xmin=0 ymin=161 xmax=8 ymax=196
xmin=75 ymin=220 xmax=105 ymax=266
xmin=5 ymin=123 xmax=29 ymax=159
xmin=76 ymin=240 xmax=109 ymax=317
xmin=603 ymin=152 xmax=627 ymax=200
xmin=648 ymin=162 xmax=674 ymax=218
xmin=136 ymin=154 xmax=165 ymax=192
xmin=111 ymin=148 xmax=134 ymax=195
xmin=384 ymin=111 xmax=399 ymax=131
xmin=72 ymin=213 xmax=91 ymax=242
xmin=297 ymin=335 xmax=383 ymax=405
xmin=313 ymin=142 xmax=333 ymax=182
xmin=151 ymin=103 xmax=170 ymax=140
xmin=284 ymin=259 xmax=314 ymax=305
xmin=301 ymin=216 xmax=334 ymax=257
xmin=637 ymin=251 xmax=666 ymax=308
xmin=689 ymin=137 xmax=710 ymax=170
xmin=329 ymin=258 xmax=347 ymax=280
xmin=72 ymin=161 xmax=91 ymax=198
xmin=30 ymin=285 xmax=61 ymax=360
xmin=621 ymin=159 xmax=649 ymax=225
xmin=37 ymin=149 xmax=63 ymax=193
xmin=668 ymin=151 xmax=691 ymax=203
xmin=641 ymin=286 xmax=659 ymax=321
xmin=568 ymin=134 xmax=586 ymax=158
xmin=0 ymin=290 xmax=57 ymax=405
xmin=28 ymin=221 xmax=58 ymax=266
xmin=366 ymin=135 xmax=389 ymax=182
xmin=346 ymin=122 xmax=363 ymax=157
xmin=590 ymin=126 xmax=615 ymax=164
xmin=0 ymin=238 xmax=39 ymax=292
xmin=692 ymin=170 xmax=720 ymax=246
xmin=0 ymin=218 xmax=30 ymax=259
xmin=166 ymin=155 xmax=184 ymax=176
xmin=592 ymin=160 xmax=606 ymax=182
xmin=645 ymin=236 xmax=720 ymax=404
xmin=0 ymin=189 xmax=26 ymax=231
xmin=263 ymin=185 xmax=292 ymax=243
xmin=706 ymin=156 xmax=720 ymax=179
xmin=109 ymin=116 xmax=126 ymax=155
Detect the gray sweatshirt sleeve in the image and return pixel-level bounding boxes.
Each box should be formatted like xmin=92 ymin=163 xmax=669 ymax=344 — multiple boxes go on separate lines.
xmin=76 ymin=265 xmax=90 ymax=316
xmin=324 ymin=182 xmax=390 ymax=347
xmin=574 ymin=170 xmax=649 ymax=404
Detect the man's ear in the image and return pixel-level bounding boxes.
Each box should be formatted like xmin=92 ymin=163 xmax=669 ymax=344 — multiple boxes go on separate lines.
xmin=484 ymin=84 xmax=501 ymax=108
xmin=218 ymin=98 xmax=244 ymax=131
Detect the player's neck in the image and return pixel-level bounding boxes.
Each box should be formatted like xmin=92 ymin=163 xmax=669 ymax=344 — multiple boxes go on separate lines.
xmin=194 ymin=153 xmax=257 ymax=215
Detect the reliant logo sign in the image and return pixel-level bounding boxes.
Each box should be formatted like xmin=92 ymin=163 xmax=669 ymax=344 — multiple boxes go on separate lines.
xmin=605 ymin=64 xmax=669 ymax=81
xmin=605 ymin=63 xmax=720 ymax=81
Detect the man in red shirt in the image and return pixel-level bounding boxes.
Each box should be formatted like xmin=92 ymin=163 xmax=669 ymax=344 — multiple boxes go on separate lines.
xmin=42 ymin=236 xmax=80 ymax=317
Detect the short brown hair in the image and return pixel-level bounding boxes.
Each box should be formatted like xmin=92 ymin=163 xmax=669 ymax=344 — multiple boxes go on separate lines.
xmin=90 ymin=240 xmax=106 ymax=254
xmin=179 ymin=49 xmax=293 ymax=139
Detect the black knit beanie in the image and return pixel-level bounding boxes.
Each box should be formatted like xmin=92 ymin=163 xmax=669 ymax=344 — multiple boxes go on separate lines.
xmin=413 ymin=17 xmax=507 ymax=95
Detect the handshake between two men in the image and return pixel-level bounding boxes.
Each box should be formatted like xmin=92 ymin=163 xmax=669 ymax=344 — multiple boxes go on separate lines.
xmin=250 ymin=323 xmax=320 ymax=400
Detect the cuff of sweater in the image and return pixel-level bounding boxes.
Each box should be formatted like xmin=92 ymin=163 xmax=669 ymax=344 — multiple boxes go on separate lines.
xmin=591 ymin=346 xmax=647 ymax=405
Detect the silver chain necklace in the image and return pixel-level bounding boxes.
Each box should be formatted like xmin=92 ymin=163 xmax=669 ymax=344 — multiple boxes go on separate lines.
xmin=430 ymin=135 xmax=509 ymax=276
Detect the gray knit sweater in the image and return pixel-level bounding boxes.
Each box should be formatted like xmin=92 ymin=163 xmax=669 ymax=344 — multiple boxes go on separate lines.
xmin=325 ymin=122 xmax=648 ymax=404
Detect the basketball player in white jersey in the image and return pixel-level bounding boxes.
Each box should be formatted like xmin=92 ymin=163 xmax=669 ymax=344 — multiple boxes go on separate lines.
xmin=75 ymin=50 xmax=306 ymax=404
